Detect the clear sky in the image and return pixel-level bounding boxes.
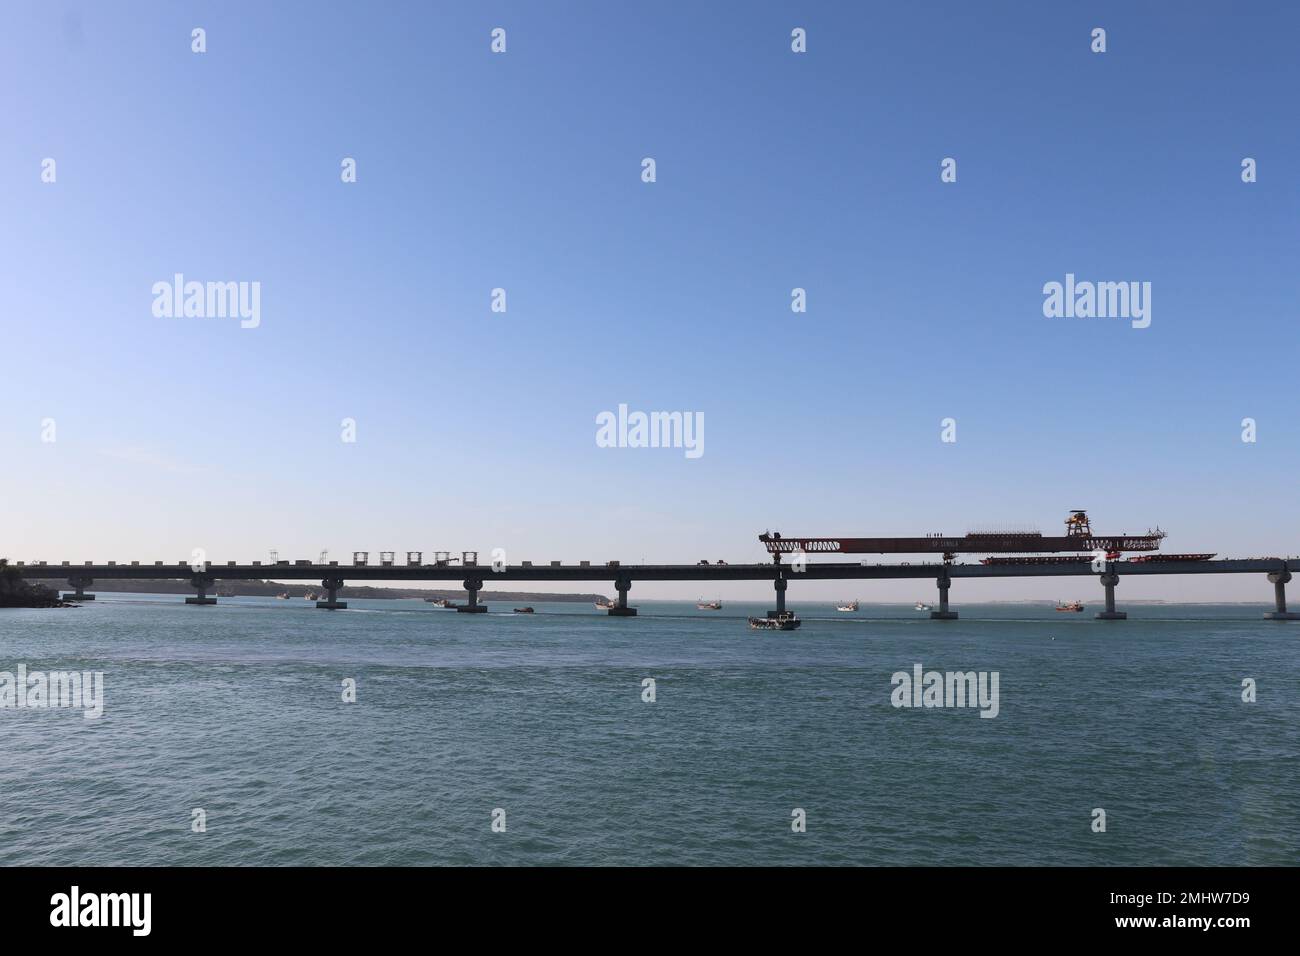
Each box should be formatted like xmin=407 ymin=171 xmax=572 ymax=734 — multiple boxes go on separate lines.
xmin=2 ymin=1 xmax=1297 ymax=601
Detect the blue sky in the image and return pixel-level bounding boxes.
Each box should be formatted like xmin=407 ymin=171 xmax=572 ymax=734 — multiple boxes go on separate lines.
xmin=2 ymin=1 xmax=1297 ymax=600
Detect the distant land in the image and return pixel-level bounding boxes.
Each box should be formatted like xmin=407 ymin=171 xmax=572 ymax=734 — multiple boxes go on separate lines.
xmin=27 ymin=578 xmax=607 ymax=603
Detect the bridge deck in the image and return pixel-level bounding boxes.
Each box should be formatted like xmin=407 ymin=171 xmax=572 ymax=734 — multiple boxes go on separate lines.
xmin=15 ymin=558 xmax=1298 ymax=582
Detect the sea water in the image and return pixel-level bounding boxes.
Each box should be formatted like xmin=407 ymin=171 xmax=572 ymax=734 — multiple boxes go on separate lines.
xmin=1 ymin=595 xmax=1296 ymax=865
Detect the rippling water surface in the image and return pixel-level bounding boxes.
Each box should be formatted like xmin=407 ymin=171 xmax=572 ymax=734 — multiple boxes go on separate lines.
xmin=1 ymin=595 xmax=1296 ymax=865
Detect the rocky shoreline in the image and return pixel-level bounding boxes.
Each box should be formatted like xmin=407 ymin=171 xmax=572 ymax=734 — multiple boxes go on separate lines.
xmin=0 ymin=560 xmax=73 ymax=608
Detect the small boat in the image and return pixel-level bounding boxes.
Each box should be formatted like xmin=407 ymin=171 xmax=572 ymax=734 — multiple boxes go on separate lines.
xmin=425 ymin=597 xmax=453 ymax=608
xmin=749 ymin=611 xmax=801 ymax=631
xmin=836 ymin=600 xmax=858 ymax=612
xmin=275 ymin=592 xmax=290 ymax=600
xmin=513 ymin=607 xmax=534 ymax=614
xmin=914 ymin=601 xmax=931 ymax=611
xmin=1055 ymin=600 xmax=1084 ymax=612
xmin=595 ymin=598 xmax=616 ymax=610
xmin=304 ymin=591 xmax=318 ymax=601
xmin=697 ymin=599 xmax=722 ymax=610
xmin=215 ymin=588 xmax=236 ymax=598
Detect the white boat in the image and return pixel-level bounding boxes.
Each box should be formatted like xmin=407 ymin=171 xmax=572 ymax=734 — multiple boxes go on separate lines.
xmin=914 ymin=601 xmax=931 ymax=611
xmin=836 ymin=600 xmax=858 ymax=612
xmin=697 ymin=599 xmax=722 ymax=610
xmin=595 ymin=598 xmax=616 ymax=610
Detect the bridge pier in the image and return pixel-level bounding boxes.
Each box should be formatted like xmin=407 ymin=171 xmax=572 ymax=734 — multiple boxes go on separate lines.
xmin=767 ymin=574 xmax=788 ymax=618
xmin=1095 ymin=571 xmax=1126 ymax=619
xmin=930 ymin=572 xmax=958 ymax=619
xmin=316 ymin=577 xmax=348 ymax=610
xmin=457 ymin=578 xmax=487 ymax=613
xmin=61 ymin=576 xmax=95 ymax=602
xmin=185 ymin=574 xmax=217 ymax=605
xmin=608 ymin=577 xmax=637 ymax=616
xmin=1265 ymin=571 xmax=1299 ymax=620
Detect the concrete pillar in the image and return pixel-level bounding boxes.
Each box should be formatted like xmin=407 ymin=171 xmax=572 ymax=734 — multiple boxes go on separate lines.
xmin=457 ymin=578 xmax=487 ymax=613
xmin=1095 ymin=571 xmax=1126 ymax=620
xmin=61 ymin=576 xmax=95 ymax=601
xmin=773 ymin=575 xmax=787 ymax=615
xmin=316 ymin=577 xmax=348 ymax=610
xmin=608 ymin=577 xmax=637 ymax=616
xmin=1265 ymin=571 xmax=1299 ymax=620
xmin=930 ymin=572 xmax=958 ymax=620
xmin=186 ymin=574 xmax=217 ymax=605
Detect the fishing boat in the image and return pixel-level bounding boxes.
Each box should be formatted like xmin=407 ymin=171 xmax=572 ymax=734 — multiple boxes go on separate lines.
xmin=836 ymin=600 xmax=858 ymax=612
xmin=914 ymin=601 xmax=931 ymax=611
xmin=304 ymin=591 xmax=318 ymax=601
xmin=513 ymin=607 xmax=534 ymax=614
xmin=275 ymin=592 xmax=290 ymax=600
xmin=1055 ymin=600 xmax=1084 ymax=612
xmin=749 ymin=611 xmax=801 ymax=631
xmin=425 ymin=597 xmax=454 ymax=608
xmin=697 ymin=599 xmax=722 ymax=610
xmin=595 ymin=598 xmax=616 ymax=610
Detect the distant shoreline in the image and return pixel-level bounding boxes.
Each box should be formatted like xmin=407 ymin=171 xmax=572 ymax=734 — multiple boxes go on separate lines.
xmin=26 ymin=578 xmax=608 ymax=603
xmin=23 ymin=582 xmax=1270 ymax=607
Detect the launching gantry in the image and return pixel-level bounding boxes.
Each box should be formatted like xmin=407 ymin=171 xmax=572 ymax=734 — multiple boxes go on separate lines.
xmin=759 ymin=510 xmax=1166 ymax=563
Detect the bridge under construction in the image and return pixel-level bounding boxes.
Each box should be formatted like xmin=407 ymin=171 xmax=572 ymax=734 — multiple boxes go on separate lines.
xmin=13 ymin=555 xmax=1300 ymax=622
xmin=760 ymin=510 xmax=1167 ymax=561
xmin=12 ymin=513 xmax=1298 ymax=622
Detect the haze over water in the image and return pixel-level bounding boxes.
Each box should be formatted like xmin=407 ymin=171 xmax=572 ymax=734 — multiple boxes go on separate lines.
xmin=2 ymin=595 xmax=1296 ymax=866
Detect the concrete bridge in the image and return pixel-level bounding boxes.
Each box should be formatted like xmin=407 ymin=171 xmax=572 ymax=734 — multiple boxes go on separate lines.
xmin=13 ymin=555 xmax=1300 ymax=621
